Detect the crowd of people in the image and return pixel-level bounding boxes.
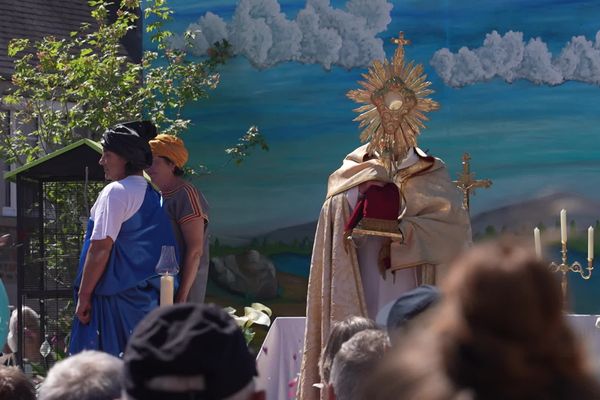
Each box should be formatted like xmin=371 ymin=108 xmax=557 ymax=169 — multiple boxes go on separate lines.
xmin=315 ymin=240 xmax=600 ymax=400
xmin=1 ymin=239 xmax=598 ymax=400
xmin=0 ymin=303 xmax=264 ymax=400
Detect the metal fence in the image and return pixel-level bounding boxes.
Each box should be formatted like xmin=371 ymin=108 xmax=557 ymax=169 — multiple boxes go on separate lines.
xmin=16 ymin=177 xmax=103 ymax=372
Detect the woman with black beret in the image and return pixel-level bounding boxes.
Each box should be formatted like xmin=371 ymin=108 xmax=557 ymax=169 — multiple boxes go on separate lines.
xmin=69 ymin=121 xmax=178 ymax=357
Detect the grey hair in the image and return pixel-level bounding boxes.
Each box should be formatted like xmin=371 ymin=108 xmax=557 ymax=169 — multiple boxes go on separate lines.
xmin=330 ymin=329 xmax=390 ymax=400
xmin=319 ymin=316 xmax=377 ymax=384
xmin=7 ymin=306 xmax=39 ymax=352
xmin=38 ymin=350 xmax=123 ymax=400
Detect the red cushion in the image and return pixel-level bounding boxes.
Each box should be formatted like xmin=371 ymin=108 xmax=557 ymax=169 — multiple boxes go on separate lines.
xmin=363 ymin=183 xmax=400 ymax=220
xmin=344 ymin=182 xmax=400 ymax=231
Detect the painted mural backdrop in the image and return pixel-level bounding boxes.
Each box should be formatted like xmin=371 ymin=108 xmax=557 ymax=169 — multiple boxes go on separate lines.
xmin=148 ymin=0 xmax=600 ymax=314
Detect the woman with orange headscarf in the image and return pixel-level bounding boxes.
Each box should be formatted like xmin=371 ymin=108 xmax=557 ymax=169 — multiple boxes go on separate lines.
xmin=147 ymin=134 xmax=210 ymax=303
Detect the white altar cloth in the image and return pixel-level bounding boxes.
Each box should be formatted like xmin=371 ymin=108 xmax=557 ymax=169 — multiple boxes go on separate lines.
xmin=567 ymin=314 xmax=600 ymax=378
xmin=256 ymin=317 xmax=306 ymax=400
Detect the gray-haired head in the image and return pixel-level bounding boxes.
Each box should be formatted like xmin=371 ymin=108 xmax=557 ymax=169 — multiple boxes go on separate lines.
xmin=319 ymin=316 xmax=377 ymax=384
xmin=38 ymin=350 xmax=123 ymax=400
xmin=7 ymin=306 xmax=39 ymax=353
xmin=330 ymin=329 xmax=390 ymax=400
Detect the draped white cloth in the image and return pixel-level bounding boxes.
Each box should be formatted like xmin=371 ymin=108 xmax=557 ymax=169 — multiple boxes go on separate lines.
xmin=567 ymin=314 xmax=600 ymax=379
xmin=256 ymin=317 xmax=306 ymax=400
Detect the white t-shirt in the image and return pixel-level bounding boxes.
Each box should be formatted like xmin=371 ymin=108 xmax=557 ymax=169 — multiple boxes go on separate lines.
xmin=90 ymin=175 xmax=148 ymax=241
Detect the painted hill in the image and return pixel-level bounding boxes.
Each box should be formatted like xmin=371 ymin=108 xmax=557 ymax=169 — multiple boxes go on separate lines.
xmin=471 ymin=192 xmax=600 ymax=236
xmin=252 ymin=221 xmax=317 ymax=245
xmin=249 ymin=192 xmax=600 ymax=245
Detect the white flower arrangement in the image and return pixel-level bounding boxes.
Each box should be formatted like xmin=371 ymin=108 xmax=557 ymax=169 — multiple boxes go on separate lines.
xmin=225 ymin=303 xmax=272 ymax=344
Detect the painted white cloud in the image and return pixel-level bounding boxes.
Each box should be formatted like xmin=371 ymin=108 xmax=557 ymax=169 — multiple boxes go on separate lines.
xmin=296 ymin=5 xmax=343 ymax=69
xmin=172 ymin=12 xmax=229 ymax=56
xmin=555 ymin=35 xmax=600 ymax=85
xmin=431 ymin=30 xmax=600 ymax=87
xmin=168 ymin=0 xmax=393 ymax=70
xmin=517 ymin=38 xmax=562 ymax=85
xmin=229 ymin=0 xmax=302 ymax=68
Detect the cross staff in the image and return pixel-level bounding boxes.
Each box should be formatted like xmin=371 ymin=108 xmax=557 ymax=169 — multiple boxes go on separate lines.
xmin=453 ymin=153 xmax=492 ymax=211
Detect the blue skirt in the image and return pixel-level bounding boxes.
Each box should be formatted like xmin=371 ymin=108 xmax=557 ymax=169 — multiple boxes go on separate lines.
xmin=69 ymin=277 xmax=159 ymax=357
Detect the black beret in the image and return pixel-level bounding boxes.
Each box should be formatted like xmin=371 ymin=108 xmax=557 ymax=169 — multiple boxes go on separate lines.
xmin=101 ymin=121 xmax=157 ymax=170
xmin=123 ymin=303 xmax=257 ymax=400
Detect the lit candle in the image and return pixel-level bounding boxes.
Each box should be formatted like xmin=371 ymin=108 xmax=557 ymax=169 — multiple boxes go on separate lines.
xmin=534 ymin=227 xmax=542 ymax=259
xmin=589 ymin=226 xmax=594 ymax=260
xmin=160 ymin=275 xmax=174 ymax=306
xmin=560 ymin=209 xmax=567 ymax=244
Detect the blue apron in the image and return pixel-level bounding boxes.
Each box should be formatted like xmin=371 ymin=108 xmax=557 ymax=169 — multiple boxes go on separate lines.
xmin=69 ymin=184 xmax=178 ymax=357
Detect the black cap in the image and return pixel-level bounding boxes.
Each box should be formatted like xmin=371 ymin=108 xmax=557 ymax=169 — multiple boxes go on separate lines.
xmin=386 ymin=285 xmax=440 ymax=332
xmin=101 ymin=121 xmax=157 ymax=170
xmin=123 ymin=303 xmax=258 ymax=400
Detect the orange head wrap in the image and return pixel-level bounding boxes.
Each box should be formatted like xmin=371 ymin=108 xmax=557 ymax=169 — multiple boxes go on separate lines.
xmin=149 ymin=134 xmax=189 ymax=169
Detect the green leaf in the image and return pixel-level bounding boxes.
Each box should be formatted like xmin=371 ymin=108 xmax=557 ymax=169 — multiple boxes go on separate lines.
xmin=243 ymin=329 xmax=256 ymax=345
xmin=7 ymin=38 xmax=30 ymax=57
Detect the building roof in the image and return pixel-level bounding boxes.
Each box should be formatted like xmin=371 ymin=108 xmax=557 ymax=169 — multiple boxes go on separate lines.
xmin=0 ymin=0 xmax=141 ymax=79
xmin=4 ymin=138 xmax=104 ymax=182
xmin=4 ymin=138 xmax=152 ymax=183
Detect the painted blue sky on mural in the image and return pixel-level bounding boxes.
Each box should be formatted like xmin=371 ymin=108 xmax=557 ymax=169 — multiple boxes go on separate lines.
xmin=150 ymin=0 xmax=600 ymax=242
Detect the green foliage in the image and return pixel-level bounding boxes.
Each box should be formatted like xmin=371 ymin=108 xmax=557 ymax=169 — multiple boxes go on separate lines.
xmin=211 ymin=235 xmax=313 ymax=257
xmin=566 ymin=234 xmax=598 ymax=256
xmin=484 ymin=225 xmax=496 ymax=237
xmin=206 ymin=39 xmax=232 ymax=65
xmin=225 ymin=126 xmax=269 ymax=165
xmin=2 ymin=0 xmax=264 ymax=167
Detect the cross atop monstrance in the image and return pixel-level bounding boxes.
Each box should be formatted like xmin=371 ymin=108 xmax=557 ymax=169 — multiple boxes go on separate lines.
xmin=391 ymin=31 xmax=411 ymax=47
xmin=453 ymin=153 xmax=492 ymax=211
xmin=391 ymin=32 xmax=411 ymax=61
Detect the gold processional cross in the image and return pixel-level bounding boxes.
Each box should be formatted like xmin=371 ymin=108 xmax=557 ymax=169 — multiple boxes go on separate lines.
xmin=453 ymin=153 xmax=492 ymax=211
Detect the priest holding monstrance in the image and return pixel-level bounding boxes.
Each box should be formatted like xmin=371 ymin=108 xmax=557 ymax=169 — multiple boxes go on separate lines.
xmin=298 ymin=33 xmax=472 ymax=399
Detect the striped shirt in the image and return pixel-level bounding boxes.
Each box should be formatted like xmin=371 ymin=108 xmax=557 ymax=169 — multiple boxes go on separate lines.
xmin=161 ymin=182 xmax=210 ymax=303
